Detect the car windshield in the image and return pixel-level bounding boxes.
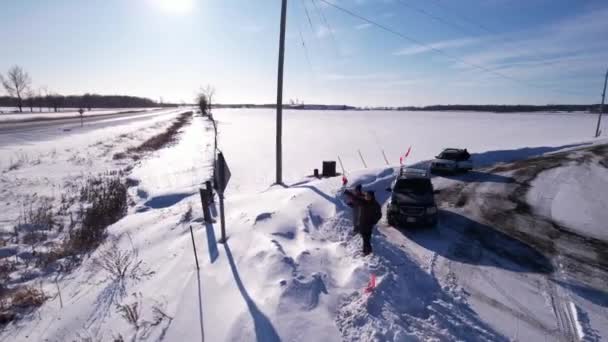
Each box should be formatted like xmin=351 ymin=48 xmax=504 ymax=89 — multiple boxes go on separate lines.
xmin=394 ymin=179 xmax=432 ymax=195
xmin=439 ymin=150 xmax=464 ymax=161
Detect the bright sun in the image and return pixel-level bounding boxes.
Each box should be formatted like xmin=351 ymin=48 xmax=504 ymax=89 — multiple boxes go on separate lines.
xmin=152 ymin=0 xmax=194 ymax=14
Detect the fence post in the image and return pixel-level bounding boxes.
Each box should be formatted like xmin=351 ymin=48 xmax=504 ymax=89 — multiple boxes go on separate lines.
xmin=189 ymin=225 xmax=200 ymax=270
xmin=205 ymin=180 xmax=214 ymax=203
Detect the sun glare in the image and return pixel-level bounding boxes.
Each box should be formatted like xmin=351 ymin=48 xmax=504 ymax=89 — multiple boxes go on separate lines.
xmin=152 ymin=0 xmax=194 ymax=14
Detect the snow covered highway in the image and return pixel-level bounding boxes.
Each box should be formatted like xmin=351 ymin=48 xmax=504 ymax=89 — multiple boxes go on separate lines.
xmin=0 ymin=108 xmax=185 ymax=146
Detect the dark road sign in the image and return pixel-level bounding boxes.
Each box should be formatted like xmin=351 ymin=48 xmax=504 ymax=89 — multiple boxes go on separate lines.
xmin=214 ymin=152 xmax=231 ymax=194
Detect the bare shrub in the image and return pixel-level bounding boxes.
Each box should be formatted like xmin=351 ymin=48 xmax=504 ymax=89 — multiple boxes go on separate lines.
xmin=116 ymin=294 xmax=173 ymax=340
xmin=11 ymin=286 xmax=46 ymax=309
xmin=0 ymin=311 xmax=16 ymax=325
xmin=35 ymin=244 xmax=79 ymax=271
xmin=0 ymin=258 xmax=17 ymax=283
xmin=114 ymin=111 xmax=193 ymax=160
xmin=116 ymin=295 xmax=141 ymax=331
xmin=66 ymin=176 xmax=127 ymax=253
xmin=7 ymin=153 xmax=32 ymax=171
xmin=124 ymin=177 xmax=139 ymax=188
xmin=92 ymin=241 xmax=154 ymax=284
xmin=180 ymin=205 xmax=193 ymax=223
xmin=21 ymin=231 xmax=47 ymax=245
xmin=17 ymin=199 xmax=55 ymax=232
xmin=112 ymin=152 xmax=127 ymax=160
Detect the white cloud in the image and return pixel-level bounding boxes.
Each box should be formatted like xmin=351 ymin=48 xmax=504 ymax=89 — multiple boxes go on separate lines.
xmin=354 ymin=23 xmax=372 ymax=30
xmin=315 ymin=25 xmax=336 ymax=39
xmin=393 ymin=38 xmax=479 ymax=56
xmin=454 ymin=6 xmax=608 ymax=78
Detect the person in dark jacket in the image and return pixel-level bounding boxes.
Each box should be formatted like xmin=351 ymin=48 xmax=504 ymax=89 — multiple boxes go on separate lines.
xmin=346 ymin=184 xmax=363 ymax=234
xmin=344 ymin=190 xmax=382 ymax=256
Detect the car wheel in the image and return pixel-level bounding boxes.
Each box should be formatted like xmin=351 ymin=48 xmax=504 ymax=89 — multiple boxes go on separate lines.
xmin=387 ymin=214 xmax=398 ymax=227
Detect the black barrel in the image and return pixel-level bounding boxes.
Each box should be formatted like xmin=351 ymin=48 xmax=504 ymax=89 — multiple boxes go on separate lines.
xmin=322 ymin=161 xmax=337 ymax=177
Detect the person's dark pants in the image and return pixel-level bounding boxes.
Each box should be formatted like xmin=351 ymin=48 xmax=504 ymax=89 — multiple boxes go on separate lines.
xmin=361 ymin=228 xmax=373 ymax=255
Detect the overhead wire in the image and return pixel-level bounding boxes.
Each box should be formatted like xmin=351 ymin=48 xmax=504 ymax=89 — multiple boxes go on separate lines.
xmin=395 ymin=0 xmax=476 ymax=38
xmin=429 ymin=0 xmax=513 ymax=39
xmin=316 ymin=0 xmax=591 ymax=97
xmin=310 ymin=0 xmax=341 ymax=57
xmin=293 ymin=0 xmax=314 ymax=73
xmin=299 ymin=0 xmax=315 ymax=32
xmin=421 ymin=0 xmax=576 ymax=68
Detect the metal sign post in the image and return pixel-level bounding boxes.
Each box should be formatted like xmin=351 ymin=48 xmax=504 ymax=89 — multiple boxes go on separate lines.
xmin=214 ymin=152 xmax=231 ymax=243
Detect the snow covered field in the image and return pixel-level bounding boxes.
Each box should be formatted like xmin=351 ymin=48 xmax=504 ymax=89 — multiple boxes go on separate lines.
xmin=212 ymin=109 xmax=604 ymax=194
xmin=1 ymin=108 xmax=607 ymax=341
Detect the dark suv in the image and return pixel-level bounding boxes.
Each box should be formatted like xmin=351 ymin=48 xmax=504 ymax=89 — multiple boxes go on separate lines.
xmin=387 ymin=168 xmax=438 ymax=227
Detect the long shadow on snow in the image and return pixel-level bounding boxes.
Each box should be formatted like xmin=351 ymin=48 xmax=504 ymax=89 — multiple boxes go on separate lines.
xmin=294 ymin=185 xmax=349 ymax=211
xmin=553 ymin=279 xmax=608 ymax=308
xmin=397 ymin=210 xmax=554 ymax=274
xmin=368 ymin=230 xmax=509 ymax=341
xmin=293 ymin=170 xmax=395 ymax=209
xmin=144 ymin=192 xmax=194 ymax=209
xmin=407 ymin=143 xmax=589 ymax=172
xmin=224 ymin=243 xmax=281 ymax=342
xmin=437 ymin=170 xmax=515 ymax=184
xmin=470 ymin=143 xmax=589 ymax=168
xmin=205 ymin=222 xmax=219 ymax=263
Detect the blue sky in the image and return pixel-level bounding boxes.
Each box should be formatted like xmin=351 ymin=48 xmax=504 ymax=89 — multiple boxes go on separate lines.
xmin=0 ymin=0 xmax=606 ymax=106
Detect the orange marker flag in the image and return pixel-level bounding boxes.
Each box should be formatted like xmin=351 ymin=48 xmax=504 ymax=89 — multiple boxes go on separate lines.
xmin=364 ymin=273 xmax=377 ymax=293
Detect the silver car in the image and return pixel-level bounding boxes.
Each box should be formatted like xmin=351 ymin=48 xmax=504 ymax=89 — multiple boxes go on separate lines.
xmin=430 ymin=148 xmax=473 ymax=173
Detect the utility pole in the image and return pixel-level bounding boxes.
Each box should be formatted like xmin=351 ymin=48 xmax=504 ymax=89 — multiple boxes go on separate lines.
xmin=595 ymin=69 xmax=608 ymax=138
xmin=275 ymin=0 xmax=287 ymax=184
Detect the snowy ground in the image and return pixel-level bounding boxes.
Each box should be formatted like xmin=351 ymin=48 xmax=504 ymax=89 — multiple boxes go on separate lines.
xmin=1 ymin=109 xmax=607 ymax=341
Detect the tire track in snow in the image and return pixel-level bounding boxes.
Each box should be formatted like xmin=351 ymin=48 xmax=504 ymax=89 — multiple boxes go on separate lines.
xmin=548 ymin=279 xmax=577 ymax=341
xmin=547 ymin=256 xmax=579 ymax=342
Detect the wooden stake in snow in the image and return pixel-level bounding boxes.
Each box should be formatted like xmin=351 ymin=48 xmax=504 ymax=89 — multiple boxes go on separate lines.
xmin=358 ymin=150 xmax=368 ymax=168
xmin=381 ymin=149 xmax=390 ymax=165
xmin=190 ymin=225 xmax=200 ymax=270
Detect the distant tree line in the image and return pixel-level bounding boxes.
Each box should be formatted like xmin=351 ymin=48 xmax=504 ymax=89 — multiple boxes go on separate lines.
xmin=1 ymin=65 xmax=174 ymax=113
xmin=0 ymin=94 xmax=168 ymax=112
xmin=393 ymin=104 xmax=599 ymax=113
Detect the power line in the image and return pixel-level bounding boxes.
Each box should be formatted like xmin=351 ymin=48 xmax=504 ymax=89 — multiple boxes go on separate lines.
xmin=299 ymin=0 xmax=315 ymax=33
xmin=395 ymin=0 xmax=476 ymax=39
xmin=317 ymin=0 xmax=590 ymax=97
xmin=426 ymin=0 xmax=568 ymax=67
xmin=429 ymin=0 xmax=507 ymax=38
xmin=293 ymin=1 xmax=314 ymax=72
xmin=310 ymin=0 xmax=341 ymax=57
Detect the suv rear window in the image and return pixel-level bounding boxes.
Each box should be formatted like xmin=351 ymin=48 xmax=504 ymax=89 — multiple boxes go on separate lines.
xmin=395 ymin=179 xmax=433 ymax=195
xmin=439 ymin=150 xmax=464 ymax=161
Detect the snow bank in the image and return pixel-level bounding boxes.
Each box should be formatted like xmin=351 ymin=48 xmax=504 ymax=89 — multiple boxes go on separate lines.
xmin=527 ymin=161 xmax=608 ymax=241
